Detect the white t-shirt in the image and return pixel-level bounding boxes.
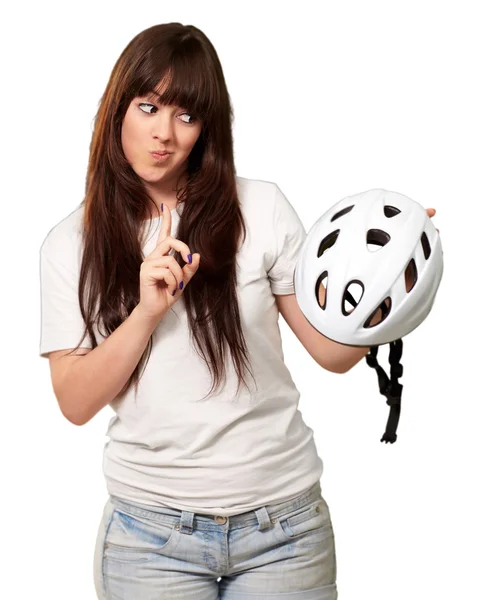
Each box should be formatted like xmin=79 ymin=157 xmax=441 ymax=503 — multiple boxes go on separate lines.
xmin=39 ymin=175 xmax=324 ymax=516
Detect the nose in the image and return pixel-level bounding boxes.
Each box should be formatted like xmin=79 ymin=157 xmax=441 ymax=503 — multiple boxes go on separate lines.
xmin=153 ymin=110 xmax=176 ymax=142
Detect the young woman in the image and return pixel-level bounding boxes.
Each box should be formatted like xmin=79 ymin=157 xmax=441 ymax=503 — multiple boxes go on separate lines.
xmin=39 ymin=22 xmax=436 ymax=599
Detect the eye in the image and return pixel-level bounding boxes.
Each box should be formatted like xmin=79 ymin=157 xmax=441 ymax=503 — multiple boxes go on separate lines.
xmin=138 ymin=103 xmax=197 ymax=124
xmin=179 ymin=112 xmax=197 ymax=124
xmin=138 ymin=102 xmax=157 ymax=114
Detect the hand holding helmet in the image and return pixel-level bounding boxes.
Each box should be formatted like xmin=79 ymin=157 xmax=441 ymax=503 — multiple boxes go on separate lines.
xmin=294 ymin=188 xmax=444 ymax=443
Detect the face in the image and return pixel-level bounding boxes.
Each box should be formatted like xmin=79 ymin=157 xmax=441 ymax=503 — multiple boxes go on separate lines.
xmin=120 ymin=88 xmax=203 ymax=206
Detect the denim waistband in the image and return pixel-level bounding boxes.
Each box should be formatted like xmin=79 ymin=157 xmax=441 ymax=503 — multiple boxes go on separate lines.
xmin=109 ymin=480 xmax=323 ymax=533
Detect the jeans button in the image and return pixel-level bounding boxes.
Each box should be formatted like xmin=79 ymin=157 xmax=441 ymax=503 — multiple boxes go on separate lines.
xmin=215 ymin=516 xmax=227 ymax=524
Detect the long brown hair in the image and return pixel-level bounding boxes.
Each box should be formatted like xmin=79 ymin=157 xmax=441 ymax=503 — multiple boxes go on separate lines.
xmin=68 ymin=23 xmax=256 ymax=401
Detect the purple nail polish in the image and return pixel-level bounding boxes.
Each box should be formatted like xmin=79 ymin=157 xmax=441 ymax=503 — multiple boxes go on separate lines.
xmin=179 ymin=281 xmax=184 ymax=290
xmin=161 ymin=203 xmax=164 ymax=212
xmin=188 ymin=254 xmax=192 ymax=264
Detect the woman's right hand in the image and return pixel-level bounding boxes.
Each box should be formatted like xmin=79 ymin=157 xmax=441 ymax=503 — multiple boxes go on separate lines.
xmin=136 ymin=205 xmax=201 ymax=321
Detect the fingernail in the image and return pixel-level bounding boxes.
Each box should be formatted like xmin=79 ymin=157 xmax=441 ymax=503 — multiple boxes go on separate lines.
xmin=179 ymin=281 xmax=184 ymax=290
xmin=188 ymin=254 xmax=192 ymax=264
xmin=161 ymin=203 xmax=164 ymax=212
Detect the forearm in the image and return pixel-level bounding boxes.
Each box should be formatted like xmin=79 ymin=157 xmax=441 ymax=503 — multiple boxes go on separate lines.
xmin=320 ymin=342 xmax=370 ymax=374
xmin=317 ymin=281 xmax=378 ymax=373
xmin=58 ymin=305 xmax=163 ymax=425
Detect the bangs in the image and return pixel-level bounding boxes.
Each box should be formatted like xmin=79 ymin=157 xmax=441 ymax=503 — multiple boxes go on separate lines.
xmin=134 ymin=51 xmax=217 ymax=122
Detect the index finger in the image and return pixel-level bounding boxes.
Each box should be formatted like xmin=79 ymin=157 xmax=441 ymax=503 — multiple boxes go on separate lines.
xmin=156 ymin=203 xmax=172 ymax=246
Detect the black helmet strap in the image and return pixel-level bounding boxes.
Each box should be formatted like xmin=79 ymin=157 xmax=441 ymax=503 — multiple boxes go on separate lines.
xmin=365 ymin=339 xmax=403 ymax=443
xmin=342 ymin=289 xmax=405 ymax=443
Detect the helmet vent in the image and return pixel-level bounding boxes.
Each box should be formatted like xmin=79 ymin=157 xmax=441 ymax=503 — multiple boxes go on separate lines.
xmin=318 ymin=229 xmax=339 ymax=257
xmin=421 ymin=231 xmax=431 ymax=259
xmin=363 ymin=297 xmax=392 ymax=328
xmin=342 ymin=281 xmax=364 ymax=315
xmin=384 ymin=205 xmax=401 ymax=218
xmin=367 ymin=229 xmax=391 ymax=252
xmin=316 ymin=271 xmax=328 ymax=310
xmin=405 ymin=258 xmax=418 ymax=292
xmin=331 ymin=205 xmax=354 ymax=222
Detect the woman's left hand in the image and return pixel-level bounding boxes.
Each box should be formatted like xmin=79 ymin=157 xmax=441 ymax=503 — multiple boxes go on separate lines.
xmin=426 ymin=207 xmax=439 ymax=231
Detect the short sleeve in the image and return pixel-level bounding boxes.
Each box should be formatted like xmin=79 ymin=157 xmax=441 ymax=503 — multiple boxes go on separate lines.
xmin=267 ymin=183 xmax=307 ymax=295
xmin=39 ymin=230 xmax=93 ymax=358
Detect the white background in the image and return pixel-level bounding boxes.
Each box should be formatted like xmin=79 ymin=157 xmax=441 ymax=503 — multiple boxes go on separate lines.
xmin=2 ymin=1 xmax=498 ymax=598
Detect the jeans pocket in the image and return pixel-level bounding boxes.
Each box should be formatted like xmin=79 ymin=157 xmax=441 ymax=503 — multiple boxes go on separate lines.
xmin=275 ymin=496 xmax=333 ymax=543
xmin=104 ymin=508 xmax=179 ymax=564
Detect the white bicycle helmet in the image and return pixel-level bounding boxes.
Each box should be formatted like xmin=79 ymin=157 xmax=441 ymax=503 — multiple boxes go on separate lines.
xmin=294 ymin=188 xmax=444 ymax=443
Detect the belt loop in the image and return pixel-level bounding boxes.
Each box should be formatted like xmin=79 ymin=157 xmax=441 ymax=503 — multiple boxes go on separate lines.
xmin=254 ymin=506 xmax=272 ymax=531
xmin=179 ymin=510 xmax=195 ymax=535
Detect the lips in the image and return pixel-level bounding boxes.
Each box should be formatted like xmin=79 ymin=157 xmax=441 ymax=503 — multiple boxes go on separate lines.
xmin=150 ymin=151 xmax=173 ymax=163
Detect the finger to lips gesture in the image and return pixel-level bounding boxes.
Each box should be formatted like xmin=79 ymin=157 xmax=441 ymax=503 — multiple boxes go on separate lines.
xmin=137 ymin=204 xmax=201 ymax=320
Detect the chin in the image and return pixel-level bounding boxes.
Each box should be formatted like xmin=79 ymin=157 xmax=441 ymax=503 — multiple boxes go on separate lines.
xmin=140 ymin=165 xmax=171 ymax=178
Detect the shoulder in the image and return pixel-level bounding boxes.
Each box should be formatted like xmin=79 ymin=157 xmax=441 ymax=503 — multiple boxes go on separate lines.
xmin=40 ymin=205 xmax=85 ymax=256
xmin=236 ymin=175 xmax=278 ymax=197
xmin=235 ymin=175 xmax=281 ymax=216
xmin=236 ymin=174 xmax=277 ymax=194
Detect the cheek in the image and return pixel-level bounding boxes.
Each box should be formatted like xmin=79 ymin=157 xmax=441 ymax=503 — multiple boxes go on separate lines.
xmin=121 ymin=124 xmax=142 ymax=162
xmin=121 ymin=124 xmax=131 ymax=158
xmin=184 ymin=130 xmax=202 ymax=152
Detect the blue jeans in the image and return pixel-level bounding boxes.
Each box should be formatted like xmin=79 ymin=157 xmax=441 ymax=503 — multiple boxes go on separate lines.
xmin=93 ymin=479 xmax=337 ymax=599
